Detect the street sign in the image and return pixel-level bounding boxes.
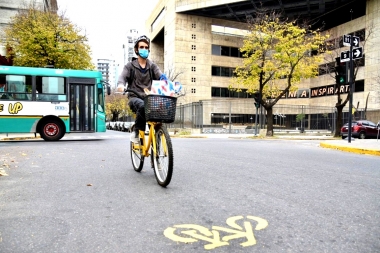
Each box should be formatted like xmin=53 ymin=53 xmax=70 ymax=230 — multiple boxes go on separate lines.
xmin=340 ymin=50 xmax=350 ymax=62
xmin=343 ymin=34 xmax=360 ymax=47
xmin=352 ymin=47 xmax=363 ymax=59
xmin=340 ymin=47 xmax=363 ymax=62
xmin=343 ymin=35 xmax=350 ymax=46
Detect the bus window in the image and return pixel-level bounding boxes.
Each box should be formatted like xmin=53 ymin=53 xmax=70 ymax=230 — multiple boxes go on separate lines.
xmin=6 ymin=75 xmax=32 ymax=100
xmin=36 ymin=76 xmax=67 ymax=101
xmin=97 ymin=85 xmax=105 ymax=112
xmin=0 ymin=75 xmax=10 ymax=99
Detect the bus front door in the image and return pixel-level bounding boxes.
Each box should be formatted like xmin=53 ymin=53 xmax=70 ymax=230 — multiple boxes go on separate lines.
xmin=69 ymin=81 xmax=95 ymax=132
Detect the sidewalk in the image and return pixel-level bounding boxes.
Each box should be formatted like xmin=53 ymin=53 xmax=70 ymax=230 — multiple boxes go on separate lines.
xmin=1 ymin=133 xmax=380 ymax=156
xmin=319 ymin=139 xmax=380 ymax=156
xmin=198 ymin=134 xmax=380 ymax=156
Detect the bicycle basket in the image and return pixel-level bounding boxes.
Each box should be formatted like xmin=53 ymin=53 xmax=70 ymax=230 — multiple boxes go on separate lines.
xmin=144 ymin=95 xmax=177 ymax=123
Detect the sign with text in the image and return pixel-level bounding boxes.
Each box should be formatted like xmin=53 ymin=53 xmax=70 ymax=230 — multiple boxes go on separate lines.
xmin=340 ymin=47 xmax=363 ymax=62
xmin=340 ymin=50 xmax=350 ymax=62
xmin=343 ymin=34 xmax=360 ymax=47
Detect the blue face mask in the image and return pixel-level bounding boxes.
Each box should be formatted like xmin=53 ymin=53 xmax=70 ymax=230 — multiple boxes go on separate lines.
xmin=138 ymin=49 xmax=149 ymax=59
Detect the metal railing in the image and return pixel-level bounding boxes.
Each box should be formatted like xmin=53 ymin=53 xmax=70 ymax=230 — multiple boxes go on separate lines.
xmin=168 ymin=100 xmax=380 ymax=134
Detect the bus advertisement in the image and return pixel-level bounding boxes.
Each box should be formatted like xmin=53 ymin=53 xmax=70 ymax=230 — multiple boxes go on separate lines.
xmin=0 ymin=66 xmax=109 ymax=141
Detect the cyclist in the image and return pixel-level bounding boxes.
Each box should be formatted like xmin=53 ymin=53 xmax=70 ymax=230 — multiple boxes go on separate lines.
xmin=117 ymin=35 xmax=167 ymax=143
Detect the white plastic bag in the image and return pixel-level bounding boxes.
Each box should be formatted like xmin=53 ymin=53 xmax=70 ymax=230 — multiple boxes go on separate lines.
xmin=151 ymin=80 xmax=182 ymax=96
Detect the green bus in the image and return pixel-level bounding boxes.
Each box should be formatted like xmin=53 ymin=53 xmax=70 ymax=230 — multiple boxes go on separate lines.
xmin=0 ymin=65 xmax=110 ymax=141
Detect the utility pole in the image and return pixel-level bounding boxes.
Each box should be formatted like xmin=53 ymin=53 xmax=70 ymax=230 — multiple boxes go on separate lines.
xmin=341 ymin=34 xmax=363 ymax=143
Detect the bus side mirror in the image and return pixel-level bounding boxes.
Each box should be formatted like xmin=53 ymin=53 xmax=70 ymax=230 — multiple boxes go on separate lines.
xmin=106 ymin=85 xmax=111 ymax=95
xmin=377 ymin=121 xmax=380 ymax=128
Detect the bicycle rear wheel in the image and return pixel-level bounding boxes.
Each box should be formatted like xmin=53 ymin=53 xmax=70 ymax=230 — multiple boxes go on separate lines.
xmin=130 ymin=137 xmax=144 ymax=172
xmin=151 ymin=125 xmax=173 ymax=187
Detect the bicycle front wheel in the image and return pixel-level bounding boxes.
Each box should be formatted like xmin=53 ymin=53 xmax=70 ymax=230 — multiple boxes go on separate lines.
xmin=130 ymin=138 xmax=144 ymax=172
xmin=151 ymin=125 xmax=173 ymax=187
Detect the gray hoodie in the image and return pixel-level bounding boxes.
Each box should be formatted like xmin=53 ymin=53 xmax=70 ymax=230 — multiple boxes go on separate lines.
xmin=117 ymin=58 xmax=162 ymax=99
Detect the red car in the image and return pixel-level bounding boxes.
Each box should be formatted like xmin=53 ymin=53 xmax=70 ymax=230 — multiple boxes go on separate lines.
xmin=340 ymin=120 xmax=380 ymax=139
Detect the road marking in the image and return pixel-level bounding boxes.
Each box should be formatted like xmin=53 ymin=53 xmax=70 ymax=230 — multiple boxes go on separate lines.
xmin=164 ymin=215 xmax=268 ymax=250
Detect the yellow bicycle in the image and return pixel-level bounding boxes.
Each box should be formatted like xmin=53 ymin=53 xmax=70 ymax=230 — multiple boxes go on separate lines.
xmin=125 ymin=89 xmax=177 ymax=187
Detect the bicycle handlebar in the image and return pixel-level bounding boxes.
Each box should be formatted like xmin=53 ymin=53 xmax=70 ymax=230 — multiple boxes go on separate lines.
xmin=123 ymin=88 xmax=144 ymax=100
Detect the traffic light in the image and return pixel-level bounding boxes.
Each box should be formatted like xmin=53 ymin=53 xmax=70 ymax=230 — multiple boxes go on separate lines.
xmin=335 ymin=57 xmax=347 ymax=85
xmin=253 ymin=92 xmax=261 ymax=108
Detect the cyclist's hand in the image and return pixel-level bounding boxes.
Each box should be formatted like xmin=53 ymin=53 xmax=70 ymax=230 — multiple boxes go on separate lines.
xmin=116 ymin=84 xmax=125 ymax=92
xmin=160 ymin=73 xmax=168 ymax=81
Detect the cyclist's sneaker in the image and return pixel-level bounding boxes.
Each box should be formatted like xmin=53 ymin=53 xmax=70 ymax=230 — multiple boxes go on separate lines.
xmin=130 ymin=130 xmax=139 ymax=144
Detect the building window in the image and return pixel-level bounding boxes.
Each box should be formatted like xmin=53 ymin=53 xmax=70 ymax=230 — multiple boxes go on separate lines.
xmin=212 ymin=45 xmax=220 ymax=55
xmin=211 ymin=87 xmax=221 ymax=97
xmin=191 ymin=78 xmax=196 ymax=82
xmin=192 ymin=34 xmax=196 ymax=39
xmin=192 ymin=56 xmax=196 ymax=61
xmin=191 ymin=88 xmax=196 ymax=93
xmin=211 ymin=87 xmax=250 ymax=98
xmin=192 ymin=23 xmax=196 ymax=28
xmin=212 ymin=66 xmax=234 ymax=77
xmin=230 ymin=47 xmax=239 ymax=57
xmin=355 ymin=80 xmax=365 ymax=92
xmin=212 ymin=66 xmax=221 ymax=76
xmin=221 ymin=46 xmax=229 ymax=56
xmin=211 ymin=44 xmax=243 ymax=58
xmin=221 ymin=67 xmax=231 ymax=77
xmin=192 ymin=45 xmax=196 ymax=50
xmin=191 ymin=67 xmax=196 ymax=72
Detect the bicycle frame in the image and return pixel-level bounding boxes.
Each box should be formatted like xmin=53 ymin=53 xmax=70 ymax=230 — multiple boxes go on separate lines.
xmin=131 ymin=121 xmax=166 ymax=158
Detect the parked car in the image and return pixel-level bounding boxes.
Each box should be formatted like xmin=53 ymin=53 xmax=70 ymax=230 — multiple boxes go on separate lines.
xmin=123 ymin=122 xmax=134 ymax=132
xmin=340 ymin=120 xmax=379 ymax=139
xmin=127 ymin=123 xmax=148 ymax=135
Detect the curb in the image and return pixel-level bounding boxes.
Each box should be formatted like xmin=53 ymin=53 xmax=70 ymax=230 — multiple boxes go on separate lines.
xmin=0 ymin=135 xmax=40 ymax=141
xmin=0 ymin=137 xmax=40 ymax=141
xmin=320 ymin=142 xmax=380 ymax=156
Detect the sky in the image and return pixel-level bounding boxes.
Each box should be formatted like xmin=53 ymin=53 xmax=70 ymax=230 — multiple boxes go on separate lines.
xmin=57 ymin=0 xmax=159 ymax=65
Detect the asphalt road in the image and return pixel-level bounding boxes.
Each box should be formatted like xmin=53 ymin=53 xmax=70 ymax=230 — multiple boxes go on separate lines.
xmin=1 ymin=131 xmax=379 ymax=253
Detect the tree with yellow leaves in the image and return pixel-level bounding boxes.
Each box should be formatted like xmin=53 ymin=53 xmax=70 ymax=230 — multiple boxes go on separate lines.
xmin=105 ymin=93 xmax=133 ymax=122
xmin=4 ymin=2 xmax=94 ymax=69
xmin=231 ymin=12 xmax=329 ymax=136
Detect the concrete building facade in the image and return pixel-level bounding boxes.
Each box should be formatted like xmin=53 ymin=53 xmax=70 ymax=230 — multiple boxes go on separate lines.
xmin=146 ymin=0 xmax=379 ymax=128
xmin=0 ymin=0 xmax=58 ymax=63
xmin=97 ymin=59 xmax=118 ymax=89
xmin=123 ymin=29 xmax=140 ymax=64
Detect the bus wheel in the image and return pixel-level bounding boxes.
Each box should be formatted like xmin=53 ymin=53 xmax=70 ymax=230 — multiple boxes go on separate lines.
xmin=40 ymin=120 xmax=64 ymax=141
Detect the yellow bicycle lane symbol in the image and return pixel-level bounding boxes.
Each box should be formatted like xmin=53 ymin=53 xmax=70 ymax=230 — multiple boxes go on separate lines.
xmin=164 ymin=215 xmax=268 ymax=250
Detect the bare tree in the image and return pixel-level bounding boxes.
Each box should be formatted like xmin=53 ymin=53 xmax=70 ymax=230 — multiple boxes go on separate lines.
xmin=164 ymin=61 xmax=185 ymax=81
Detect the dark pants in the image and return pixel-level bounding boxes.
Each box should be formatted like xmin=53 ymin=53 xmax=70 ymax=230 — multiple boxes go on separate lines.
xmin=128 ymin=97 xmax=146 ymax=132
